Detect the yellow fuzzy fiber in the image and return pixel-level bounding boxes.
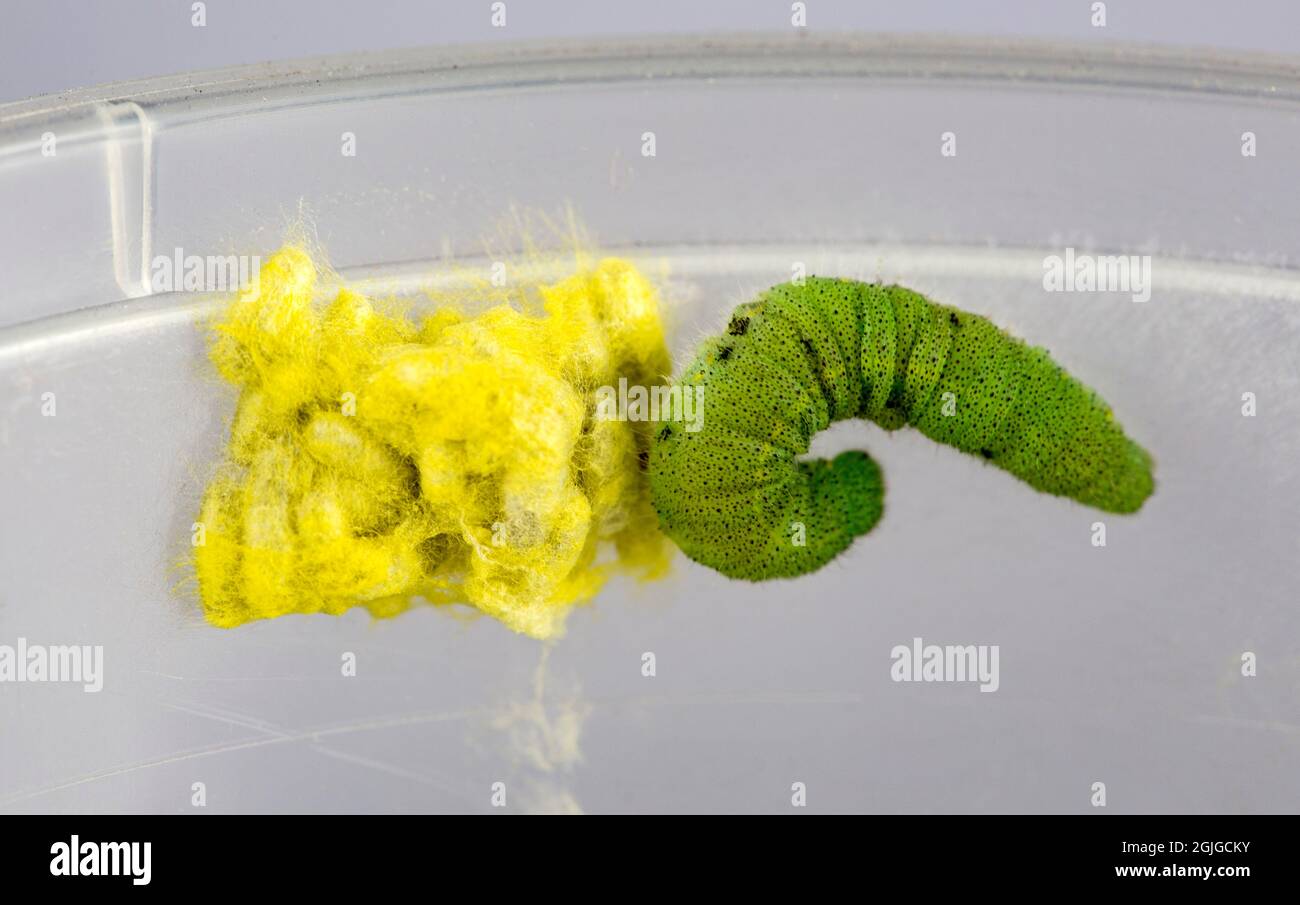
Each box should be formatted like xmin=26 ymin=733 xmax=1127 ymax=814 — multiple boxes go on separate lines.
xmin=195 ymin=246 xmax=672 ymax=639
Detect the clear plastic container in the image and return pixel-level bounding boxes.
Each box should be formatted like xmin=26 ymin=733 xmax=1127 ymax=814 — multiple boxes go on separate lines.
xmin=1 ymin=35 xmax=1297 ymax=813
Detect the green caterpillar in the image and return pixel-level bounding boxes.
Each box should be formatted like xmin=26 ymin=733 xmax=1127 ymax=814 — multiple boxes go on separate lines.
xmin=649 ymin=278 xmax=1154 ymax=580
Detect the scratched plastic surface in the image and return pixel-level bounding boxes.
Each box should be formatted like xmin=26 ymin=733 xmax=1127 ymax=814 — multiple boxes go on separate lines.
xmin=0 ymin=36 xmax=1297 ymax=813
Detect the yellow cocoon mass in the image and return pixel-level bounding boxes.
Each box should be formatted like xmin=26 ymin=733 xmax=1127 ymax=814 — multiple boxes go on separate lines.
xmin=195 ymin=246 xmax=673 ymax=640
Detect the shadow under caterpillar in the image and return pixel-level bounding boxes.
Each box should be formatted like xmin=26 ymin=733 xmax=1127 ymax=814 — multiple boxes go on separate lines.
xmin=649 ymin=278 xmax=1155 ymax=580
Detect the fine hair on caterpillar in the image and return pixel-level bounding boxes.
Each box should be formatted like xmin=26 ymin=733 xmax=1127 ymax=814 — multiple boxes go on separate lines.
xmin=649 ymin=277 xmax=1155 ymax=580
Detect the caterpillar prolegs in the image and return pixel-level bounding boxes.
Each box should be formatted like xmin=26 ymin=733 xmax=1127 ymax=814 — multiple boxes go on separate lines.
xmin=648 ymin=278 xmax=1155 ymax=580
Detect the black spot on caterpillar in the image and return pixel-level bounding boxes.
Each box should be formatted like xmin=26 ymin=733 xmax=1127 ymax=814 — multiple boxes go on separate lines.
xmin=649 ymin=278 xmax=1155 ymax=580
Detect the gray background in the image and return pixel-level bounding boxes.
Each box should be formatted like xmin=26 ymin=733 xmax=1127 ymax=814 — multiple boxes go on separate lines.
xmin=0 ymin=8 xmax=1298 ymax=815
xmin=4 ymin=0 xmax=1300 ymax=103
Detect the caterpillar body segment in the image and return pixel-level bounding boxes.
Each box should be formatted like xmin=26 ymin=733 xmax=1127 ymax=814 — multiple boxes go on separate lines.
xmin=649 ymin=277 xmax=1155 ymax=580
